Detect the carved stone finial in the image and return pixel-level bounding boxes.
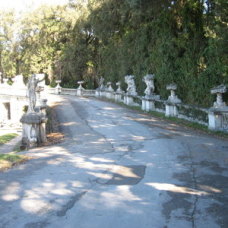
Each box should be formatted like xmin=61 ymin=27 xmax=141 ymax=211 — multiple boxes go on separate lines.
xmin=107 ymin=82 xmax=114 ymax=92
xmin=211 ymin=84 xmax=227 ymax=108
xmin=116 ymin=81 xmax=122 ymax=93
xmin=77 ymin=80 xmax=85 ymax=89
xmin=166 ymin=83 xmax=181 ymax=103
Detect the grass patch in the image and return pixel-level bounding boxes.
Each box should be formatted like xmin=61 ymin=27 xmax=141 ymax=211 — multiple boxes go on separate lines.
xmin=0 ymin=133 xmax=18 ymax=145
xmin=0 ymin=153 xmax=30 ymax=171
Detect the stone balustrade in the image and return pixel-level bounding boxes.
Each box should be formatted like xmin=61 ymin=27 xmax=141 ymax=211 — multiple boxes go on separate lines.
xmin=51 ymin=77 xmax=227 ymax=132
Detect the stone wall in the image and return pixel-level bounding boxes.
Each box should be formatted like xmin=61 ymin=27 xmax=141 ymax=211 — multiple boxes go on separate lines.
xmin=0 ymin=76 xmax=28 ymax=127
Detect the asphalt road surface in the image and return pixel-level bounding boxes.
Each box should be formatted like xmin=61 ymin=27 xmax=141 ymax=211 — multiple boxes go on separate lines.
xmin=0 ymin=95 xmax=228 ymax=228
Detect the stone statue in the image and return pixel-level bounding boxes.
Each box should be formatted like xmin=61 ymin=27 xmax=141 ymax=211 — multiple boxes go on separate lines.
xmin=97 ymin=77 xmax=105 ymax=90
xmin=27 ymin=74 xmax=45 ymax=112
xmin=124 ymin=75 xmax=137 ymax=96
xmin=143 ymin=74 xmax=155 ymax=97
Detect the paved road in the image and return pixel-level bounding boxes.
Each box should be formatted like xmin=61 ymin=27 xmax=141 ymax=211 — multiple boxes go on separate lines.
xmin=0 ymin=95 xmax=228 ymax=228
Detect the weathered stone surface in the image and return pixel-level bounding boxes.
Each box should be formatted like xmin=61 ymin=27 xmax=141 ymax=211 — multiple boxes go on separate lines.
xmin=166 ymin=83 xmax=181 ymax=104
xmin=20 ymin=112 xmax=42 ymax=124
xmin=116 ymin=81 xmax=123 ymax=93
xmin=97 ymin=77 xmax=105 ymax=91
xmin=125 ymin=75 xmax=137 ymax=96
xmin=211 ymin=84 xmax=227 ymax=94
xmin=106 ymin=82 xmax=114 ymax=92
xmin=55 ymin=80 xmax=62 ymax=94
xmin=143 ymin=74 xmax=155 ymax=98
xmin=27 ymin=74 xmax=45 ymax=113
xmin=166 ymin=83 xmax=177 ymax=91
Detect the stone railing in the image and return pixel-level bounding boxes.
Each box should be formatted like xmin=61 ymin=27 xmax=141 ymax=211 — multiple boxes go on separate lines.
xmin=51 ymin=77 xmax=227 ymax=132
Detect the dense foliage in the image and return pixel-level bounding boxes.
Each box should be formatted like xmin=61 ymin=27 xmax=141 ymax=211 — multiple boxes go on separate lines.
xmin=0 ymin=0 xmax=227 ymax=106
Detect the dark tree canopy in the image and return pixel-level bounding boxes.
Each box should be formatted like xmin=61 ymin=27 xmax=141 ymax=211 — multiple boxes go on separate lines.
xmin=0 ymin=0 xmax=227 ymax=106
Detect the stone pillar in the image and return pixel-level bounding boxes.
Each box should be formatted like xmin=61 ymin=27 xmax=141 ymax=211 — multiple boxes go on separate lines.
xmin=124 ymin=94 xmax=134 ymax=106
xmin=115 ymin=93 xmax=122 ymax=102
xmin=76 ymin=81 xmax=85 ymax=96
xmin=142 ymin=98 xmax=146 ymax=111
xmin=95 ymin=90 xmax=100 ymax=97
xmin=39 ymin=99 xmax=48 ymax=116
xmin=146 ymin=99 xmax=155 ymax=111
xmin=208 ymin=111 xmax=223 ymax=130
xmin=39 ymin=114 xmax=48 ymax=143
xmin=115 ymin=82 xmax=123 ymax=102
xmin=165 ymin=83 xmax=181 ymax=117
xmin=55 ymin=80 xmax=62 ymax=94
xmin=142 ymin=98 xmax=156 ymax=112
xmin=20 ymin=112 xmax=42 ymax=148
xmin=208 ymin=85 xmax=228 ymax=131
xmin=106 ymin=82 xmax=114 ymax=99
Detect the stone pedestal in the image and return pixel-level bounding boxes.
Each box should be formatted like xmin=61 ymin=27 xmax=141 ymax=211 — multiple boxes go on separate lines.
xmin=105 ymin=82 xmax=114 ymax=99
xmin=142 ymin=99 xmax=146 ymax=111
xmin=100 ymin=90 xmax=106 ymax=97
xmin=124 ymin=95 xmax=134 ymax=106
xmin=165 ymin=83 xmax=181 ymax=117
xmin=142 ymin=98 xmax=156 ymax=112
xmin=165 ymin=103 xmax=179 ymax=117
xmin=55 ymin=80 xmax=62 ymax=94
xmin=77 ymin=88 xmax=84 ymax=96
xmin=20 ymin=110 xmax=48 ymax=148
xmin=76 ymin=81 xmax=85 ymax=96
xmin=115 ymin=93 xmax=122 ymax=102
xmin=95 ymin=90 xmax=100 ymax=97
xmin=39 ymin=99 xmax=48 ymax=116
xmin=115 ymin=82 xmax=123 ymax=102
xmin=146 ymin=100 xmax=155 ymax=111
xmin=208 ymin=110 xmax=223 ymax=130
xmin=106 ymin=91 xmax=114 ymax=99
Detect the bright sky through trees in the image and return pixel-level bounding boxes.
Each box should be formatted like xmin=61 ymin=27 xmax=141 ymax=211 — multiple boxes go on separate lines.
xmin=0 ymin=0 xmax=69 ymax=12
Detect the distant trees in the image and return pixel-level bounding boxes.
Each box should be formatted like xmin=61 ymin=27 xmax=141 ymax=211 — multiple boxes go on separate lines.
xmin=0 ymin=0 xmax=227 ymax=106
xmin=0 ymin=10 xmax=17 ymax=76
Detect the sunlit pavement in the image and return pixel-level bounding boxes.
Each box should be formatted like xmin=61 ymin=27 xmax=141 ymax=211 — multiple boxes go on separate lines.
xmin=0 ymin=95 xmax=228 ymax=228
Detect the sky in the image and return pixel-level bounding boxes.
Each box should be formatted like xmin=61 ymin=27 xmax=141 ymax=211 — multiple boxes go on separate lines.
xmin=0 ymin=0 xmax=69 ymax=12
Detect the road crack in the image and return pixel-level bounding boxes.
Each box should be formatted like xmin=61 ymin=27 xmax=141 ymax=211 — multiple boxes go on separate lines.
xmin=56 ymin=191 xmax=87 ymax=217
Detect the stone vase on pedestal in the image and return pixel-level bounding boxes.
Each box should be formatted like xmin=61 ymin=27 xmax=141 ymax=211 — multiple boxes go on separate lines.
xmin=55 ymin=80 xmax=62 ymax=94
xmin=76 ymin=81 xmax=85 ymax=96
xmin=208 ymin=85 xmax=228 ymax=131
xmin=106 ymin=82 xmax=114 ymax=99
xmin=115 ymin=82 xmax=123 ymax=102
xmin=165 ymin=83 xmax=181 ymax=117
